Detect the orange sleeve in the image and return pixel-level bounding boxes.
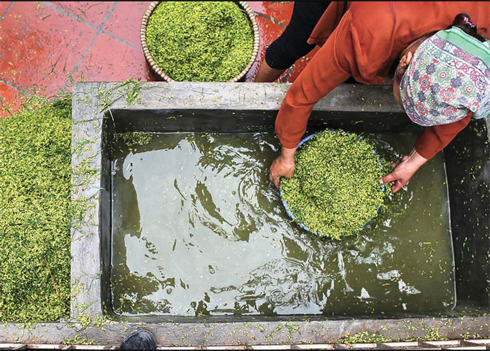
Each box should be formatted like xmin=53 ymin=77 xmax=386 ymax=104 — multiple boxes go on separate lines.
xmin=275 ymin=13 xmax=353 ymax=149
xmin=307 ymin=1 xmax=348 ymax=47
xmin=414 ymin=113 xmax=472 ymax=160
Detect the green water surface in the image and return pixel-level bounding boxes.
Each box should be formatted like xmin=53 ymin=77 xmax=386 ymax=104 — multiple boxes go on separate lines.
xmin=110 ymin=132 xmax=456 ymax=316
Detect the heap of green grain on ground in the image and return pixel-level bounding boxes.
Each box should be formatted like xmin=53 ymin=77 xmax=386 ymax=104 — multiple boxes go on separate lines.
xmin=0 ymin=82 xmax=153 ymax=322
xmin=281 ymin=130 xmax=387 ymax=240
xmin=0 ymin=96 xmax=72 ymax=322
xmin=145 ymin=1 xmax=254 ymax=82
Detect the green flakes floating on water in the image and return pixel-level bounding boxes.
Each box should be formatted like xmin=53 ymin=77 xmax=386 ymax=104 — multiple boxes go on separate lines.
xmin=0 ymin=96 xmax=72 ymax=322
xmin=146 ymin=1 xmax=254 ymax=82
xmin=115 ymin=132 xmax=153 ymax=148
xmin=280 ymin=130 xmax=387 ymax=240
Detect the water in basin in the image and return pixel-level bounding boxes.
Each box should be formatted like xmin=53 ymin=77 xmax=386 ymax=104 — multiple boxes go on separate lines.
xmin=110 ymin=131 xmax=455 ymax=316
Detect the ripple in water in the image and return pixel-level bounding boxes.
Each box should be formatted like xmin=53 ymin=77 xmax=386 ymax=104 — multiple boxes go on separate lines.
xmin=111 ymin=132 xmax=455 ymax=316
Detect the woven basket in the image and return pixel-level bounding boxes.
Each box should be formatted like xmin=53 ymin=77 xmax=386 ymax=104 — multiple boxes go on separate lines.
xmin=141 ymin=1 xmax=260 ymax=82
xmin=279 ymin=131 xmax=386 ymax=239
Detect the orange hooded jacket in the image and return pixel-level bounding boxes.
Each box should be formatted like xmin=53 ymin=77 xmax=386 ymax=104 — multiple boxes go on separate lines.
xmin=275 ymin=1 xmax=490 ymax=159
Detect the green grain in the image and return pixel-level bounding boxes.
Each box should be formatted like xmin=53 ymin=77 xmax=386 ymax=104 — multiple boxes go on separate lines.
xmin=146 ymin=1 xmax=254 ymax=82
xmin=337 ymin=331 xmax=391 ymax=344
xmin=114 ymin=132 xmax=153 ymax=149
xmin=0 ymin=96 xmax=72 ymax=322
xmin=281 ymin=130 xmax=387 ymax=240
xmin=62 ymin=335 xmax=95 ymax=346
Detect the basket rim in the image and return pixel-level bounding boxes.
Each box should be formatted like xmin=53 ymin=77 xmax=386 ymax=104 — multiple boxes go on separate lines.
xmin=140 ymin=1 xmax=260 ymax=82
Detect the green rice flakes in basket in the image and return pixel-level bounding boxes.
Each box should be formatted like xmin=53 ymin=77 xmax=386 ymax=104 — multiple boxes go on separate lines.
xmin=145 ymin=1 xmax=254 ymax=82
xmin=280 ymin=130 xmax=388 ymax=240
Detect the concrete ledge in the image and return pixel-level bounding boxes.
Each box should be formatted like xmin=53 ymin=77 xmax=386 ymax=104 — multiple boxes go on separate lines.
xmin=106 ymin=82 xmax=404 ymax=113
xmin=69 ymin=81 xmax=408 ymax=321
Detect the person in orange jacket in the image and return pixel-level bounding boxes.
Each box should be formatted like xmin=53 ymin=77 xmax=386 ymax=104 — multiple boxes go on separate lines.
xmin=259 ymin=2 xmax=489 ymax=193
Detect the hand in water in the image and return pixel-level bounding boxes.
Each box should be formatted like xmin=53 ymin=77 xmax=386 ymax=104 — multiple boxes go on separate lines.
xmin=269 ymin=146 xmax=296 ymax=188
xmin=380 ymin=149 xmax=428 ymax=193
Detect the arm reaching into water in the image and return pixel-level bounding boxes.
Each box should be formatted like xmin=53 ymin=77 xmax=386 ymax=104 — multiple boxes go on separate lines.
xmin=380 ymin=149 xmax=428 ymax=193
xmin=270 ymin=14 xmax=353 ymax=187
xmin=380 ymin=114 xmax=471 ymax=193
xmin=269 ymin=146 xmax=296 ymax=188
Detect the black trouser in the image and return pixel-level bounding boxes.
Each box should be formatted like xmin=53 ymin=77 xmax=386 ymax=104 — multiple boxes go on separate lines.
xmin=265 ymin=2 xmax=331 ymax=70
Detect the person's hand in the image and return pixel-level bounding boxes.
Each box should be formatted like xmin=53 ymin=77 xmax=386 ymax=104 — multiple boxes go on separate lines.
xmin=269 ymin=146 xmax=296 ymax=188
xmin=380 ymin=149 xmax=428 ymax=193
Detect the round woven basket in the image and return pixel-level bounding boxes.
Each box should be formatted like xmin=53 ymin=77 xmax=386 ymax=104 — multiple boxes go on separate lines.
xmin=279 ymin=131 xmax=386 ymax=238
xmin=141 ymin=1 xmax=260 ymax=82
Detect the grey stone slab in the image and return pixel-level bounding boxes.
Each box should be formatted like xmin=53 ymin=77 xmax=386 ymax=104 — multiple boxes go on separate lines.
xmin=107 ymin=82 xmax=403 ymax=113
xmin=379 ymin=341 xmax=420 ymax=349
xmin=463 ymin=340 xmax=490 ymax=345
xmin=291 ymin=344 xmax=335 ymax=350
xmin=422 ymin=340 xmax=462 ymax=347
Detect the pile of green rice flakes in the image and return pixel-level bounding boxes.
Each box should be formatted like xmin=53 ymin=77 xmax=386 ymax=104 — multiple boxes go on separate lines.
xmin=0 ymin=97 xmax=72 ymax=322
xmin=146 ymin=1 xmax=254 ymax=82
xmin=280 ymin=130 xmax=387 ymax=240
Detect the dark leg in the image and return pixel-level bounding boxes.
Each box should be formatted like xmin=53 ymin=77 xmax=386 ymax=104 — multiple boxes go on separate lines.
xmin=255 ymin=2 xmax=331 ymax=82
xmin=120 ymin=328 xmax=157 ymax=350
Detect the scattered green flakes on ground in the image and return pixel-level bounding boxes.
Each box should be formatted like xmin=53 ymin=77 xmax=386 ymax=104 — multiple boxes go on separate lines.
xmin=280 ymin=130 xmax=388 ymax=240
xmin=62 ymin=334 xmax=95 ymax=346
xmin=122 ymin=79 xmax=142 ymax=106
xmin=337 ymin=331 xmax=391 ymax=344
xmin=146 ymin=1 xmax=254 ymax=82
xmin=96 ymin=78 xmax=142 ymax=112
xmin=419 ymin=327 xmax=449 ymax=342
xmin=0 ymin=96 xmax=72 ymax=322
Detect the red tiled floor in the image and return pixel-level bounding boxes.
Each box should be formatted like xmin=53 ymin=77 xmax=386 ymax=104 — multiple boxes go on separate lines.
xmin=245 ymin=15 xmax=285 ymax=81
xmin=103 ymin=1 xmax=153 ymax=49
xmin=255 ymin=11 xmax=287 ymax=49
xmin=51 ymin=1 xmax=115 ymax=27
xmin=0 ymin=82 xmax=22 ymax=118
xmin=0 ymin=2 xmax=97 ymax=96
xmin=0 ymin=1 xmax=310 ymax=96
xmin=72 ymin=33 xmax=153 ymax=84
xmin=247 ymin=1 xmax=293 ymax=27
xmin=0 ymin=2 xmax=12 ymax=17
xmin=246 ymin=1 xmax=266 ymax=13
